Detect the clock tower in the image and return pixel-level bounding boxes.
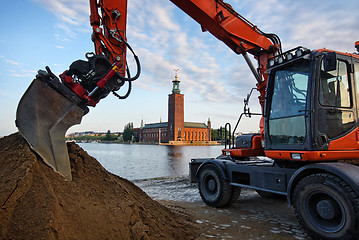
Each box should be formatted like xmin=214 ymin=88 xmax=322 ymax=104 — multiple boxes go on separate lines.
xmin=168 ymin=72 xmax=184 ymax=141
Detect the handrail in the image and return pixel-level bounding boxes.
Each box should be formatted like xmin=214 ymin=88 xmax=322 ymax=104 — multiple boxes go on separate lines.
xmin=231 ymin=112 xmax=262 ymax=146
xmin=224 ymin=122 xmax=231 ymax=149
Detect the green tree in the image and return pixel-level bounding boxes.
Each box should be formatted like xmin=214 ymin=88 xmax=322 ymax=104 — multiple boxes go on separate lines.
xmin=211 ymin=128 xmax=219 ymax=141
xmin=211 ymin=127 xmax=229 ymax=141
xmin=104 ymin=130 xmax=117 ymax=141
xmin=66 ymin=134 xmax=103 ymax=142
xmin=123 ymin=122 xmax=134 ymax=142
xmin=105 ymin=130 xmax=112 ymax=141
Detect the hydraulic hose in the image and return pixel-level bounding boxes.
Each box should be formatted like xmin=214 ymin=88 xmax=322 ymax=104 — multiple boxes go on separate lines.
xmin=112 ymin=65 xmax=132 ymax=99
xmin=114 ymin=21 xmax=141 ymax=82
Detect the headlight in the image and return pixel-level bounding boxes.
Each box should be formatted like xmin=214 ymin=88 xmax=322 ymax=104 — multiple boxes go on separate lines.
xmin=295 ymin=49 xmax=303 ymax=57
xmin=286 ymin=53 xmax=293 ymax=61
xmin=291 ymin=153 xmax=302 ymax=160
xmin=268 ymin=59 xmax=275 ymax=67
xmin=277 ymin=56 xmax=284 ymax=64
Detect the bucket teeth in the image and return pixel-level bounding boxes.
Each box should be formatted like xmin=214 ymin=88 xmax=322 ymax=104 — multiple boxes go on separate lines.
xmin=16 ymin=78 xmax=85 ymax=181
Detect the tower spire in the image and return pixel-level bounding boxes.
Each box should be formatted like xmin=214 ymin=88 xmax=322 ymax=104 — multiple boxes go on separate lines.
xmin=172 ymin=69 xmax=181 ymax=94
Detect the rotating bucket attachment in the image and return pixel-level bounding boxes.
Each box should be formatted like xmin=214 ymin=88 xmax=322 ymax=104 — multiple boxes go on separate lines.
xmin=15 ymin=53 xmax=139 ymax=181
xmin=16 ymin=70 xmax=88 ymax=181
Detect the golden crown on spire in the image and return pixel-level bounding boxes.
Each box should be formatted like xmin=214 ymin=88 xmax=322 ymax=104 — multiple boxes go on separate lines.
xmin=172 ymin=68 xmax=180 ymax=93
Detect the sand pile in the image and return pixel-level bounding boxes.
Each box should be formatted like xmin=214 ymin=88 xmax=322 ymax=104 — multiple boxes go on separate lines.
xmin=0 ymin=133 xmax=197 ymax=240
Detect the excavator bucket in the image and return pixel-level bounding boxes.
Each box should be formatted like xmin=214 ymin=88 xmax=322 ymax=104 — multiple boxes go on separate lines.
xmin=16 ymin=78 xmax=86 ymax=181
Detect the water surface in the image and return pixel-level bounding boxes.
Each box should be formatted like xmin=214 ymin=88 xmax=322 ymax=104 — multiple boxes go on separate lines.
xmin=78 ymin=142 xmax=223 ymax=180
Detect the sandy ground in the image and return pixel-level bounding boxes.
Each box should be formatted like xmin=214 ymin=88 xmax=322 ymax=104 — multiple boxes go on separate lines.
xmin=0 ymin=133 xmax=310 ymax=239
xmin=135 ymin=177 xmax=311 ymax=240
xmin=0 ymin=134 xmax=198 ymax=240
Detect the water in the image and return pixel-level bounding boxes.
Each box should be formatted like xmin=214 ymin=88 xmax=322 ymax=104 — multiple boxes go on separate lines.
xmin=78 ymin=142 xmax=223 ymax=180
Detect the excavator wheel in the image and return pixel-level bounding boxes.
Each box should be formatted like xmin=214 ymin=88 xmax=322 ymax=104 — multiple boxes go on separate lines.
xmin=292 ymin=173 xmax=359 ymax=240
xmin=198 ymin=164 xmax=240 ymax=207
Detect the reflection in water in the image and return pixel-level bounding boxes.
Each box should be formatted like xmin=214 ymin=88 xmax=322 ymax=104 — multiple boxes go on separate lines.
xmin=79 ymin=143 xmax=223 ymax=180
xmin=166 ymin=146 xmax=184 ymax=177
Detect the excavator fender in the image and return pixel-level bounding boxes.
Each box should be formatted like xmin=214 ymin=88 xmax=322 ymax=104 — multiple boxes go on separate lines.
xmin=287 ymin=162 xmax=359 ymax=206
xmin=16 ymin=78 xmax=86 ymax=181
xmin=196 ymin=158 xmax=230 ymax=181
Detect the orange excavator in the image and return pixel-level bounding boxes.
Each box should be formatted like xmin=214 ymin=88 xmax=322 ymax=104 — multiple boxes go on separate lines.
xmin=16 ymin=0 xmax=359 ymax=239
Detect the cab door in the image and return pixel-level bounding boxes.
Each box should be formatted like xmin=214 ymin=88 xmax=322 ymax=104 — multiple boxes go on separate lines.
xmin=314 ymin=54 xmax=357 ymax=150
xmin=265 ymin=58 xmax=312 ymax=151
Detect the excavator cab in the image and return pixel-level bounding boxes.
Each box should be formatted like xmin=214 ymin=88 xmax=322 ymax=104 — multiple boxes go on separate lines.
xmin=265 ymin=47 xmax=359 ymax=159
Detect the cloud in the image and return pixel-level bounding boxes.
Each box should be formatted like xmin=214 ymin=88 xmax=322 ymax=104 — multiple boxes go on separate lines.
xmin=287 ymin=5 xmax=359 ymax=52
xmin=32 ymin=0 xmax=90 ymax=40
xmin=229 ymin=0 xmax=359 ymax=52
xmin=33 ymin=0 xmax=89 ymax=25
xmin=54 ymin=34 xmax=71 ymax=42
xmin=10 ymin=71 xmax=37 ymax=78
xmin=1 ymin=58 xmax=37 ymax=77
xmin=5 ymin=59 xmax=21 ymax=66
xmin=125 ymin=0 xmax=243 ymax=104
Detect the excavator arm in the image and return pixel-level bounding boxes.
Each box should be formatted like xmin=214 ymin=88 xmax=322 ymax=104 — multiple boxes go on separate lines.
xmin=60 ymin=0 xmax=140 ymax=107
xmin=89 ymin=0 xmax=128 ymax=67
xmin=16 ymin=0 xmax=278 ymax=180
xmin=16 ymin=0 xmax=140 ymax=181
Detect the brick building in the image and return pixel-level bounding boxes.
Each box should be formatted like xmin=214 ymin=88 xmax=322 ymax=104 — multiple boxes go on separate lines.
xmin=136 ymin=73 xmax=212 ymax=144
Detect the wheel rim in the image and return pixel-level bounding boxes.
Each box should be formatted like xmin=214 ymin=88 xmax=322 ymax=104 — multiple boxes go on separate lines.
xmin=203 ymin=173 xmax=219 ymax=199
xmin=304 ymin=190 xmax=346 ymax=233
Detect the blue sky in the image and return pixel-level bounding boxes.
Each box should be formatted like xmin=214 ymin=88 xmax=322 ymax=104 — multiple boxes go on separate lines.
xmin=1 ymin=0 xmax=358 ymax=136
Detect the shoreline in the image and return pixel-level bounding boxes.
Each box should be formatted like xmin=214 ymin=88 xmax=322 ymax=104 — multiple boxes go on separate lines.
xmin=73 ymin=140 xmax=223 ymax=146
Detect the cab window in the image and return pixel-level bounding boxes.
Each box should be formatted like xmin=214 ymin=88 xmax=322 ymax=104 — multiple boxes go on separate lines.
xmin=318 ymin=59 xmax=354 ymax=139
xmin=269 ymin=60 xmax=309 ymax=145
xmin=319 ymin=60 xmax=351 ymax=108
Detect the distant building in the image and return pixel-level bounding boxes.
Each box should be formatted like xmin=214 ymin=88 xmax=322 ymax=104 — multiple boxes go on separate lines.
xmin=136 ymin=73 xmax=212 ymax=144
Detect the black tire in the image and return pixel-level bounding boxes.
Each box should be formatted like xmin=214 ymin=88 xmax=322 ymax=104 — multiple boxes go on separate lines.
xmin=292 ymin=173 xmax=359 ymax=240
xmin=198 ymin=164 xmax=239 ymax=207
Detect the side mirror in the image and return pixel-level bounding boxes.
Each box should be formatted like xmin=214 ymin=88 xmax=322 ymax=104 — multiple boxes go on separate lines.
xmin=323 ymin=52 xmax=337 ymax=72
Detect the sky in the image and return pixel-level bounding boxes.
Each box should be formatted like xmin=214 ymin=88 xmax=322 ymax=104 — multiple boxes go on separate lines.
xmin=0 ymin=0 xmax=358 ymax=137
